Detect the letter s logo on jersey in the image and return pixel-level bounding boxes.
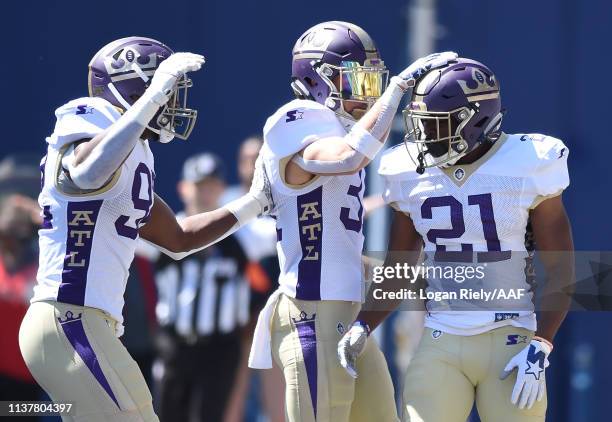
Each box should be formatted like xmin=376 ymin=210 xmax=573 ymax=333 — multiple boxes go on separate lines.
xmin=286 ymin=110 xmax=304 ymax=122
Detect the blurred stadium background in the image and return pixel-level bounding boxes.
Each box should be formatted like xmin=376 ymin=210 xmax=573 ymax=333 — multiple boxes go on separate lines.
xmin=1 ymin=0 xmax=611 ymax=421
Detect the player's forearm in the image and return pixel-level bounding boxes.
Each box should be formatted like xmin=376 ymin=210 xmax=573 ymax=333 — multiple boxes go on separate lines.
xmin=169 ymin=193 xmax=265 ymax=258
xmin=297 ymin=80 xmax=404 ymax=175
xmin=177 ymin=208 xmax=239 ymax=252
xmin=358 ymin=252 xmax=424 ymax=331
xmin=535 ymin=256 xmax=575 ymax=342
xmin=354 ymin=77 xmax=405 ymax=140
xmin=68 ymin=91 xmax=166 ymax=189
xmin=357 ymin=278 xmax=417 ymax=332
xmin=292 ymin=145 xmax=370 ymax=174
xmin=355 ymin=310 xmax=394 ymax=332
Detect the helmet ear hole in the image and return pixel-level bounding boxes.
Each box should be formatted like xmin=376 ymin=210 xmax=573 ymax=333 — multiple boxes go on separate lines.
xmin=304 ymin=77 xmax=317 ymax=87
xmin=474 ymin=116 xmax=489 ymax=128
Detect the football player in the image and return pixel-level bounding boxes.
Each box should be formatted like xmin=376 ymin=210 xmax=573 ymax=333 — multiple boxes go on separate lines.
xmin=338 ymin=58 xmax=574 ymax=422
xmin=19 ymin=37 xmax=273 ymax=421
xmin=245 ymin=21 xmax=457 ymax=422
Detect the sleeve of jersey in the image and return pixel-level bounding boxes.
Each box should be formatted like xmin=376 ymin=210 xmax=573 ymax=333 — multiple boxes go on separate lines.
xmin=378 ymin=146 xmax=412 ymax=213
xmin=263 ymin=101 xmax=346 ymax=196
xmin=529 ymin=137 xmax=570 ymax=207
xmin=46 ymin=97 xmax=121 ymax=150
xmin=263 ymin=101 xmax=347 ymax=158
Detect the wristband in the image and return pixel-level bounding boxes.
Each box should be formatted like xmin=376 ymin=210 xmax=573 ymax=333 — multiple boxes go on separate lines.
xmin=223 ymin=193 xmax=263 ymax=227
xmin=346 ymin=125 xmax=384 ymax=160
xmin=354 ymin=320 xmax=371 ymax=337
xmin=389 ymin=75 xmax=411 ymax=92
xmin=124 ymin=90 xmax=168 ymax=127
xmin=532 ymin=336 xmax=554 ymax=352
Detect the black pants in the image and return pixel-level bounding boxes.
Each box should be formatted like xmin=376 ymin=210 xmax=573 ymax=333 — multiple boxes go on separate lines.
xmin=154 ymin=331 xmax=241 ymax=422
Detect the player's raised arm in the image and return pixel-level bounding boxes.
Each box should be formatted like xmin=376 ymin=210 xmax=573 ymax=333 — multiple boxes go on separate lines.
xmin=64 ymin=53 xmax=204 ymax=190
xmin=139 ymin=154 xmax=273 ymax=260
xmin=287 ymin=52 xmax=459 ymax=177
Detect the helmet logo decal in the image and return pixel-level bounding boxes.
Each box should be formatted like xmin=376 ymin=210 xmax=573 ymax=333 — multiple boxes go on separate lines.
xmin=296 ymin=29 xmax=333 ymax=52
xmin=103 ymin=48 xmax=158 ymax=82
xmin=457 ymin=68 xmax=499 ymax=102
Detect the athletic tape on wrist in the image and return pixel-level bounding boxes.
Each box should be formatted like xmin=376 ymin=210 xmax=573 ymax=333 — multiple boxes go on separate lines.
xmin=346 ymin=125 xmax=384 ymax=160
xmin=223 ymin=194 xmax=262 ymax=227
xmin=354 ymin=320 xmax=371 ymax=337
xmin=124 ymin=92 xmax=167 ymax=127
xmin=532 ymin=336 xmax=554 ymax=352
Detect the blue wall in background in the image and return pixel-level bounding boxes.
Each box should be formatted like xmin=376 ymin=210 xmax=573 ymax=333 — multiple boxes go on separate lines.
xmin=436 ymin=2 xmax=612 ymax=421
xmin=437 ymin=0 xmax=611 ymax=250
xmin=0 ymin=0 xmax=406 ymax=210
xmin=2 ymin=1 xmax=611 ymax=420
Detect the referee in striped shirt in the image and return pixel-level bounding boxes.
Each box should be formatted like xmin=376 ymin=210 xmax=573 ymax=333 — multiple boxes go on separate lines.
xmin=153 ymin=153 xmax=249 ymax=422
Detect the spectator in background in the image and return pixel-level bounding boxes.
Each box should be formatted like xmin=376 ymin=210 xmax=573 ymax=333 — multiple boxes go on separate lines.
xmin=221 ymin=136 xmax=277 ymax=261
xmin=0 ymin=195 xmax=41 ymax=411
xmin=121 ymin=254 xmax=158 ymax=388
xmin=222 ymin=136 xmax=284 ymax=422
xmin=0 ymin=154 xmax=46 ymax=420
xmin=152 ymin=153 xmax=250 ymax=422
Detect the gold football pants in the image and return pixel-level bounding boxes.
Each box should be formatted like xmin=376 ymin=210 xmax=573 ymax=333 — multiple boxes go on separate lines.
xmin=19 ymin=300 xmax=157 ymax=422
xmin=402 ymin=326 xmax=546 ymax=422
xmin=271 ymin=294 xmax=399 ymax=422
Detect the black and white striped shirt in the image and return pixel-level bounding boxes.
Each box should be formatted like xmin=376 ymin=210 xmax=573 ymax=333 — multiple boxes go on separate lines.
xmin=154 ymin=235 xmax=249 ymax=340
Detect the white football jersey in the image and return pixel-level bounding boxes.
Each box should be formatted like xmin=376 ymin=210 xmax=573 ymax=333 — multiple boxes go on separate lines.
xmin=33 ymin=97 xmax=155 ymax=327
xmin=262 ymin=99 xmax=365 ymax=302
xmin=379 ymin=133 xmax=569 ymax=335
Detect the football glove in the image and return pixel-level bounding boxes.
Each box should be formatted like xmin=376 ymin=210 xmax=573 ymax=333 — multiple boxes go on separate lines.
xmin=395 ymin=51 xmax=458 ymax=90
xmin=337 ymin=320 xmax=370 ymax=379
xmin=500 ymin=338 xmax=552 ymax=410
xmin=146 ymin=52 xmax=205 ymax=106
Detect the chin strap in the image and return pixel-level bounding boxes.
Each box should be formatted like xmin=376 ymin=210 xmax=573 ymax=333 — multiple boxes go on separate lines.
xmin=416 ymin=152 xmax=425 ymax=174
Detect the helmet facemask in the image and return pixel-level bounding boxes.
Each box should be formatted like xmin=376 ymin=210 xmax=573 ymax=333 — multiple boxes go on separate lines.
xmin=403 ymin=104 xmax=475 ymax=172
xmin=151 ymin=76 xmax=198 ymax=143
xmin=93 ymin=40 xmax=198 ymax=144
xmin=316 ymin=59 xmax=388 ymax=124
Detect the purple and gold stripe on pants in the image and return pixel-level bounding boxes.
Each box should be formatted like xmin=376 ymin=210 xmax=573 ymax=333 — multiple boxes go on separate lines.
xmin=58 ymin=312 xmax=120 ymax=408
xmin=293 ymin=311 xmax=318 ymax=419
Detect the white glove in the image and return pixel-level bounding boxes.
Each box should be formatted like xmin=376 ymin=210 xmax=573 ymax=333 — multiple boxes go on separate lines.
xmin=337 ymin=321 xmax=370 ymax=379
xmin=248 ymin=152 xmax=274 ymax=216
xmin=145 ymin=52 xmax=205 ymax=106
xmin=500 ymin=338 xmax=552 ymax=409
xmin=395 ymin=51 xmax=458 ymax=90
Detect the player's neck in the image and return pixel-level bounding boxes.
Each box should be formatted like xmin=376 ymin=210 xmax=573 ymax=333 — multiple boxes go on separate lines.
xmin=454 ymin=141 xmax=493 ymax=165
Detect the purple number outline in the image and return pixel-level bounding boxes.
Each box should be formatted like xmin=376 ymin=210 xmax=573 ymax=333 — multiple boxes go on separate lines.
xmin=421 ymin=193 xmax=510 ymax=263
xmin=421 ymin=196 xmax=473 ymax=262
xmin=115 ymin=163 xmax=153 ymax=240
xmin=468 ymin=193 xmax=511 ymax=262
xmin=340 ymin=170 xmax=364 ymax=233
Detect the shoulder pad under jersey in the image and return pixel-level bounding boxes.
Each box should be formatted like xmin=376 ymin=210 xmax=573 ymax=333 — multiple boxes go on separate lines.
xmin=263 ymin=99 xmax=346 ymax=159
xmin=46 ymin=97 xmax=122 ymax=149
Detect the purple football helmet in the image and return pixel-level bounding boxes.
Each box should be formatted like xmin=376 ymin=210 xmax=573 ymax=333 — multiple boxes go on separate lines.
xmin=291 ymin=21 xmax=388 ymax=124
xmin=403 ymin=58 xmax=503 ymax=172
xmin=88 ymin=36 xmax=197 ymax=142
